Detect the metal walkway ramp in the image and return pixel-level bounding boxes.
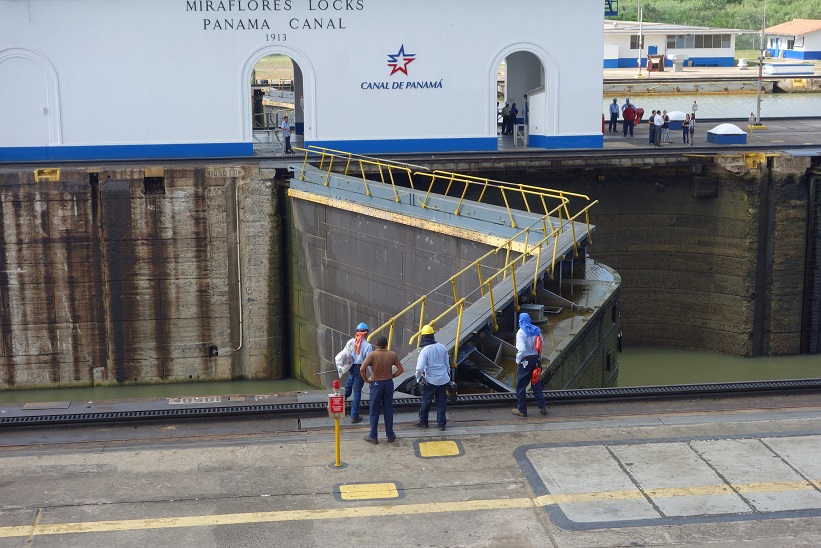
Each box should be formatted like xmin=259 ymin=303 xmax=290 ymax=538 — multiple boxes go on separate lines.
xmin=287 ymin=147 xmax=599 ymax=394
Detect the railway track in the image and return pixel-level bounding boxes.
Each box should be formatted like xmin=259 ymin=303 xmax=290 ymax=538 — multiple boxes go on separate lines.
xmin=2 ymin=379 xmax=819 ymax=428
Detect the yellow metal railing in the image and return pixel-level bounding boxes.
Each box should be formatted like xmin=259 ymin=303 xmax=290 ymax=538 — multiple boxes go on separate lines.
xmin=293 ymin=147 xmax=597 ymax=367
xmin=296 ymin=146 xmax=427 ymax=203
xmin=367 ymin=203 xmax=596 ymax=368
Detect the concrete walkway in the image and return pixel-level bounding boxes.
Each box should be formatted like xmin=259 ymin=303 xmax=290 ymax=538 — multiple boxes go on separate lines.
xmin=1 ymin=392 xmax=820 ymax=546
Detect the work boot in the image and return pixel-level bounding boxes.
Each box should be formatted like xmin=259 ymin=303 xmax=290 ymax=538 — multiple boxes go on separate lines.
xmin=350 ymin=416 xmax=362 ymax=424
xmin=386 ymin=436 xmax=397 ymax=443
xmin=412 ymin=421 xmax=428 ymax=428
xmin=539 ymin=407 xmax=548 ymax=415
xmin=364 ymin=436 xmax=377 ymax=445
xmin=512 ymin=409 xmax=527 ymax=417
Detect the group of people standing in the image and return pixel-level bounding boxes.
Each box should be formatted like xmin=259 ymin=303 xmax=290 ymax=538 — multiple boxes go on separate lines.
xmin=609 ymin=98 xmax=697 ymax=146
xmin=340 ymin=312 xmax=548 ymax=444
xmin=499 ymin=102 xmax=519 ymax=135
xmin=648 ymin=109 xmax=695 ymax=147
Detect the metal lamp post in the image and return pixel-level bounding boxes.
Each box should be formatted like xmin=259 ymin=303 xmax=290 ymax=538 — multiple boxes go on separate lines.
xmin=637 ymin=0 xmax=643 ymax=77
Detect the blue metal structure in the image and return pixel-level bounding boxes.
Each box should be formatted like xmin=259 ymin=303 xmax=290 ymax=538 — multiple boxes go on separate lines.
xmin=604 ymin=0 xmax=618 ymax=17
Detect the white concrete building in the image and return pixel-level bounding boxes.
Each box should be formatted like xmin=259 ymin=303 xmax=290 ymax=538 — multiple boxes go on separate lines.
xmin=604 ymin=21 xmax=743 ymax=69
xmin=0 ymin=0 xmax=605 ymax=161
xmin=766 ymin=19 xmax=821 ymax=61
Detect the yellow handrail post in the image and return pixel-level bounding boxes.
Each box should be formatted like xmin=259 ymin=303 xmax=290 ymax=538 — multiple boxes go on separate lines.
xmin=323 ymin=155 xmax=334 ymax=187
xmin=452 ymin=300 xmax=465 ymax=369
xmin=486 ymin=283 xmax=498 ymax=331
xmin=510 ymin=265 xmax=520 ymax=313
xmin=476 ymin=261 xmax=486 ymax=297
xmin=444 ymin=172 xmax=456 ymax=196
xmin=386 ymin=319 xmax=395 ymax=350
xmin=297 ymin=149 xmax=311 ymax=181
xmin=454 ymin=180 xmax=470 ymax=216
xmin=503 ymin=243 xmax=512 ymax=279
xmin=499 ymin=188 xmax=516 ymax=228
xmin=532 ymin=242 xmax=543 ymax=296
xmin=518 ymin=184 xmax=532 ymax=213
xmin=476 ymin=178 xmax=489 ymax=203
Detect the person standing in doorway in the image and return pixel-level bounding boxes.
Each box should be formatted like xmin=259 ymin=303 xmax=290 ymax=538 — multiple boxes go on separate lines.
xmin=500 ymin=102 xmax=511 ymax=135
xmin=343 ymin=322 xmax=372 ymax=424
xmin=360 ymin=336 xmax=403 ymax=445
xmin=413 ymin=324 xmax=451 ymax=431
xmin=507 ymin=103 xmax=518 ymax=135
xmin=608 ymin=98 xmax=619 ymax=132
xmin=281 ymin=115 xmax=293 ymax=153
xmin=512 ymin=312 xmax=547 ymax=417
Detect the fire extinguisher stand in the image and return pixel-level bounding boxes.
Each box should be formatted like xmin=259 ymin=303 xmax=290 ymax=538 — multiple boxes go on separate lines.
xmin=328 ymin=380 xmax=347 ymax=469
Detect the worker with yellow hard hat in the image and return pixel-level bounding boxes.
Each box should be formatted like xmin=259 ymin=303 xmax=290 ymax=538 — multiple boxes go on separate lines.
xmin=413 ymin=324 xmax=451 ymax=431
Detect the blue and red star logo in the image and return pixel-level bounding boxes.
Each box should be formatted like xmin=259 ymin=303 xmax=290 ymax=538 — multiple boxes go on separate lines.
xmin=387 ymin=44 xmax=416 ymax=76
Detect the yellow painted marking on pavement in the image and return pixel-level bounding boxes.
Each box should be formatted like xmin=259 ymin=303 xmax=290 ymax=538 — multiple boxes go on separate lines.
xmin=2 ymin=479 xmax=820 ymax=539
xmin=0 ymin=498 xmax=535 ymax=538
xmin=734 ymin=481 xmax=815 ymax=494
xmin=418 ymin=440 xmax=460 ymax=458
xmin=339 ymin=483 xmax=399 ymax=501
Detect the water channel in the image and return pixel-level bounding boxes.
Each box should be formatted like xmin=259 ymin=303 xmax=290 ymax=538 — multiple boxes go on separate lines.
xmin=602 ymin=92 xmax=821 ymax=119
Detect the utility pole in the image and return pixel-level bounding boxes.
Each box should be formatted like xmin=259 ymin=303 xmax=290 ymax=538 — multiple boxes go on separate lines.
xmin=637 ymin=0 xmax=643 ymax=77
xmin=753 ymin=2 xmax=767 ymax=129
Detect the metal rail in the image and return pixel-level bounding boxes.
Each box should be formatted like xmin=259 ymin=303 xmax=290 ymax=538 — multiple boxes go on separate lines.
xmin=1 ymin=379 xmax=819 ymax=428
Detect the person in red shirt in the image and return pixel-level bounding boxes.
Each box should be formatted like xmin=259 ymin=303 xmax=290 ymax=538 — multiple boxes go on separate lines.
xmin=622 ymin=103 xmax=637 ymax=137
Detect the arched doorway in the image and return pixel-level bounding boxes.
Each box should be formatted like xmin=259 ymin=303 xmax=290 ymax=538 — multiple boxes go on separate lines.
xmin=241 ymin=47 xmax=314 ymax=155
xmin=490 ymin=45 xmax=558 ymax=150
xmin=0 ymin=48 xmax=61 ymax=148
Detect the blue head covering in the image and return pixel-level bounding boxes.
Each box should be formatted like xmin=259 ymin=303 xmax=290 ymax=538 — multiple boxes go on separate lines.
xmin=519 ymin=313 xmax=541 ymax=337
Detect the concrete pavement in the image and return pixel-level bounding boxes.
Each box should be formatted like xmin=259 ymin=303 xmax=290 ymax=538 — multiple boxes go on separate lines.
xmin=1 ymin=393 xmax=820 ymax=547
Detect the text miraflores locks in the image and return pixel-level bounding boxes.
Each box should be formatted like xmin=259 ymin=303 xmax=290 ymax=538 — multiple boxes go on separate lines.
xmin=187 ymin=0 xmax=365 ymax=31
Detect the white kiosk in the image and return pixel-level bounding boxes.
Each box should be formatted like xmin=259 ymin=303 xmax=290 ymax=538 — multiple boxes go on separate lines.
xmin=1 ymin=0 xmax=605 ymax=161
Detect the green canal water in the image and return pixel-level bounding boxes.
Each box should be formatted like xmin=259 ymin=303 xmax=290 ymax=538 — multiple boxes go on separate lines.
xmin=0 ymin=349 xmax=819 ymax=404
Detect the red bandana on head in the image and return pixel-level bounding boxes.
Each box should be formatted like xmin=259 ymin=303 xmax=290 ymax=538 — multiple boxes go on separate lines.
xmin=354 ymin=331 xmax=366 ymax=354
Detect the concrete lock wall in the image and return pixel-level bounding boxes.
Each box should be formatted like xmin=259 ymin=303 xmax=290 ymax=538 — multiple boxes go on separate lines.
xmin=286 ymin=196 xmax=513 ymax=385
xmin=497 ymin=154 xmax=813 ymax=357
xmin=0 ymin=0 xmax=604 ymax=159
xmin=2 ymin=153 xmax=817 ymax=390
xmin=0 ymin=165 xmax=284 ymax=389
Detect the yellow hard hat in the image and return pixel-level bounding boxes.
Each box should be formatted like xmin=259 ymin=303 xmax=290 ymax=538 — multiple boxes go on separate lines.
xmin=420 ymin=324 xmax=434 ymax=335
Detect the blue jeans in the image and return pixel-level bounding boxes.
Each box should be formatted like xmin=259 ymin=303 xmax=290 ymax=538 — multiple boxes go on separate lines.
xmin=419 ymin=383 xmax=448 ymax=428
xmin=515 ymin=355 xmax=546 ymax=415
xmin=344 ymin=367 xmax=365 ymax=420
xmin=368 ymin=379 xmax=395 ymax=440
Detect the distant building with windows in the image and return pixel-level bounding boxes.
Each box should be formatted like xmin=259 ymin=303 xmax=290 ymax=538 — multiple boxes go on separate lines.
xmin=766 ymin=19 xmax=821 ymax=60
xmin=604 ymin=21 xmax=747 ymax=68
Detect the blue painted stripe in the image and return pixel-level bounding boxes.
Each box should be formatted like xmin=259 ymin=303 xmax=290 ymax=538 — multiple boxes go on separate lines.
xmin=528 ymin=134 xmax=604 ymax=149
xmin=306 ymin=138 xmax=498 ymax=154
xmin=0 ymin=143 xmax=252 ymax=163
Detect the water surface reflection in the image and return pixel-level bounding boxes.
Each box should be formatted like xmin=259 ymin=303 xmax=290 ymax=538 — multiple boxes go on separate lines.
xmin=618 ymin=348 xmax=821 ymax=387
